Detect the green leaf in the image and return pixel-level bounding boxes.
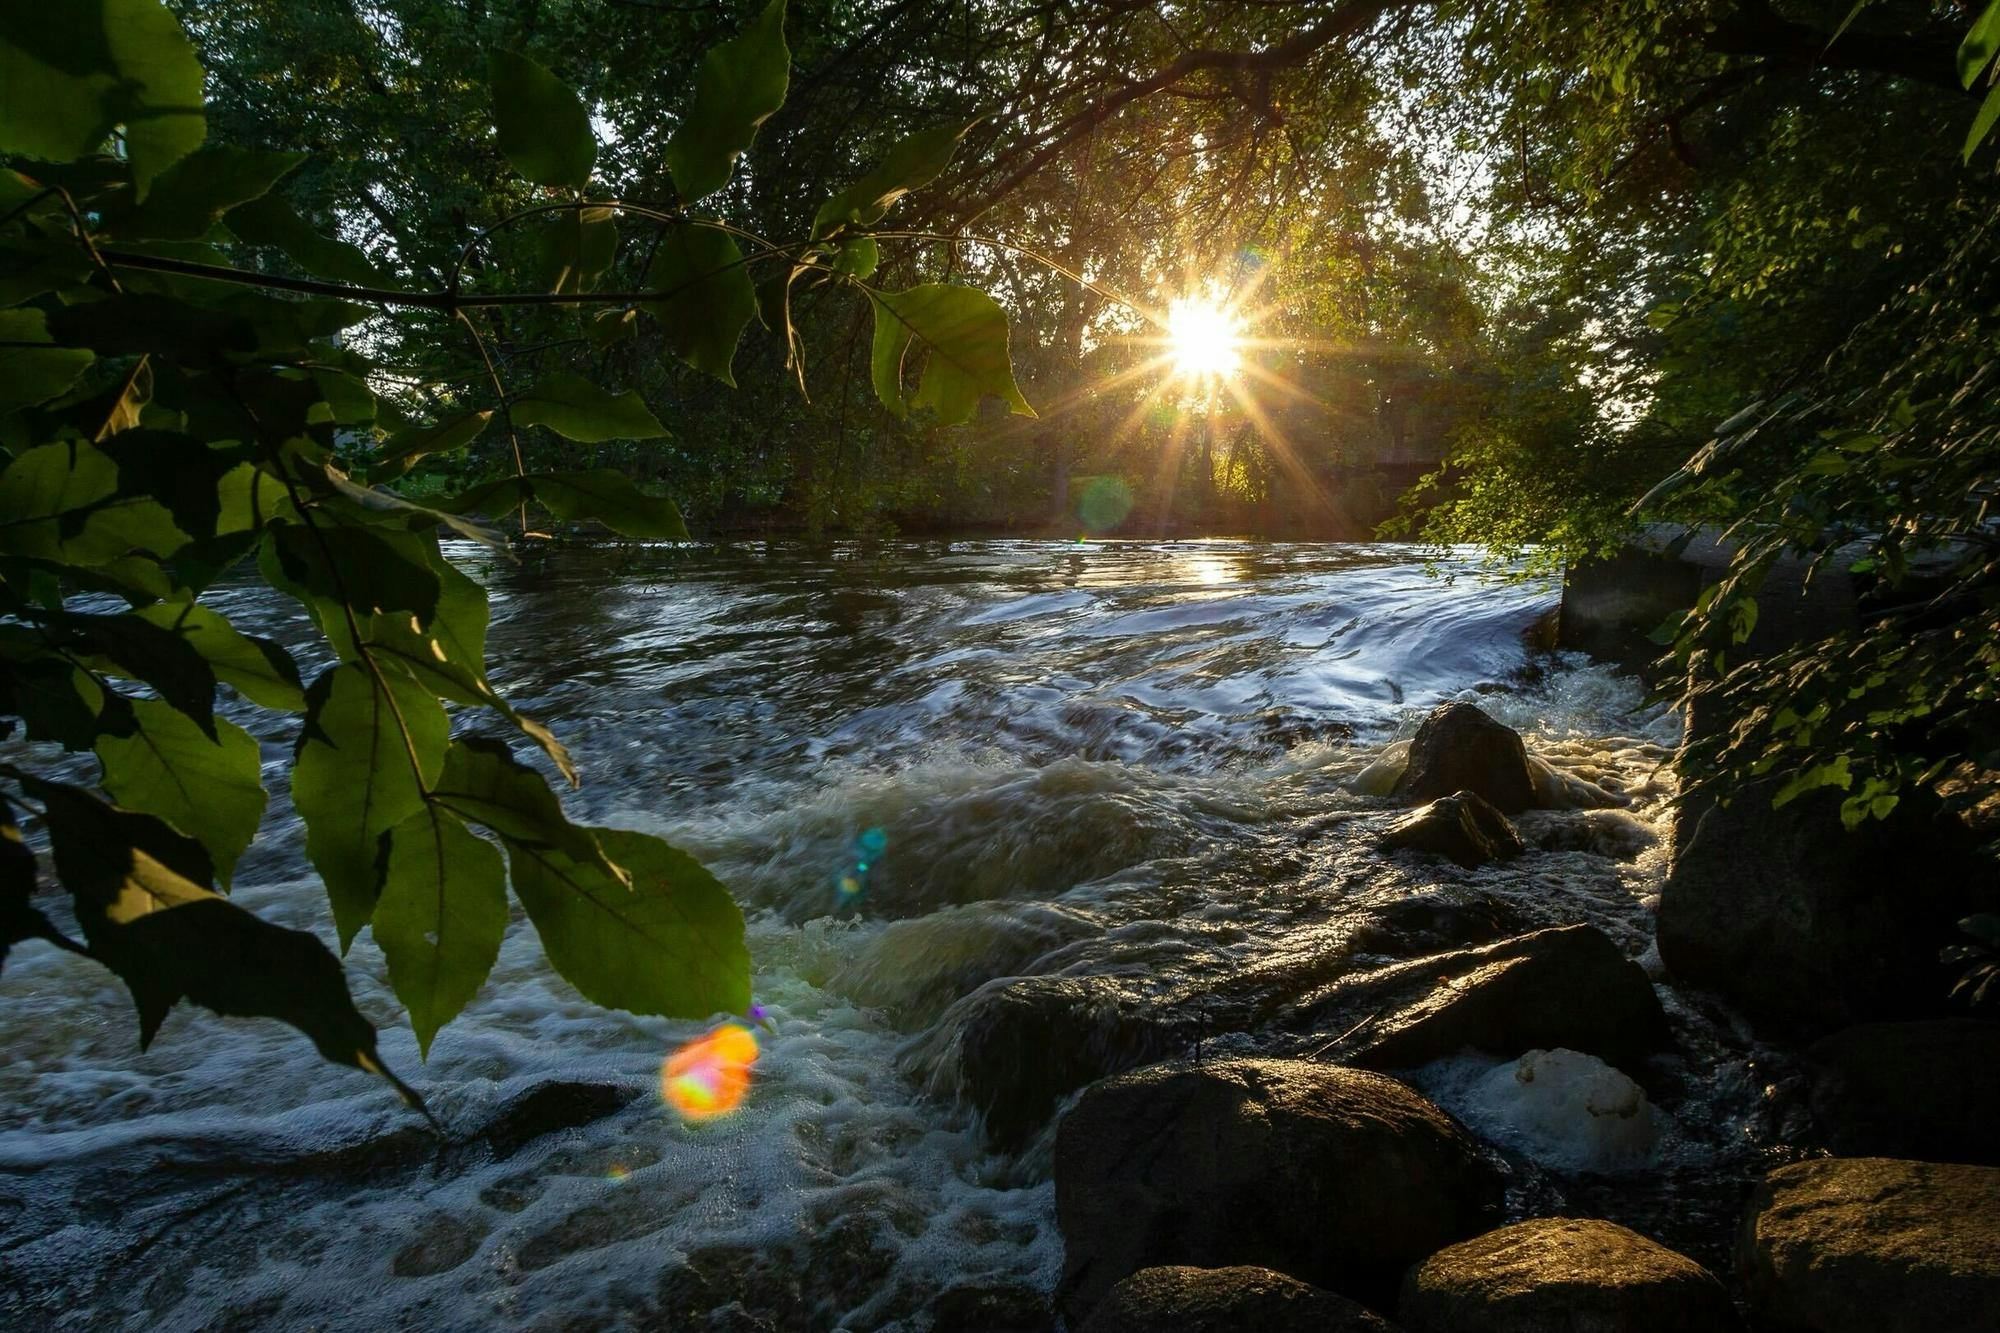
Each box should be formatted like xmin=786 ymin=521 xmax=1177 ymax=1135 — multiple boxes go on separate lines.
xmin=0 ymin=440 xmax=188 ymax=565
xmin=292 ymin=661 xmax=449 ymax=949
xmin=488 ymin=50 xmax=596 ymax=190
xmin=644 ymin=223 xmax=758 ymax=384
xmin=319 ymin=462 xmax=508 ymax=550
xmin=0 ymin=308 xmax=95 ymax=413
xmin=813 ymin=121 xmax=971 ymax=238
xmin=506 ymin=825 xmax=750 ymax=1018
xmin=105 ymin=145 xmax=305 ymax=241
xmin=225 ymin=193 xmax=392 ymax=288
xmin=535 ymin=206 xmax=617 ymax=295
xmin=45 ymin=293 xmax=258 ymax=365
xmin=134 ymin=596 xmax=305 ymax=712
xmin=664 ymin=0 xmax=789 ymax=203
xmin=262 ymin=520 xmax=443 ymax=624
xmin=374 ymin=805 xmax=507 ymax=1057
xmin=430 ymin=736 xmax=618 ymax=877
xmin=95 ymin=698 xmax=266 ymax=889
xmin=28 ymin=780 xmax=418 ymax=1109
xmin=1960 ymin=1 xmax=2000 ymax=89
xmin=45 ymin=607 xmax=218 ymax=734
xmin=0 ymin=656 xmax=103 ymax=750
xmin=511 ymin=371 xmax=666 ymax=443
xmin=367 ymin=410 xmax=492 ymax=482
xmin=867 ymin=284 xmax=1035 ymax=426
xmin=453 ymin=470 xmax=689 ymax=540
xmin=0 ymin=0 xmax=206 ymax=199
xmin=1965 ymin=80 xmax=2000 ymax=162
xmin=831 ymin=235 xmax=879 ymax=279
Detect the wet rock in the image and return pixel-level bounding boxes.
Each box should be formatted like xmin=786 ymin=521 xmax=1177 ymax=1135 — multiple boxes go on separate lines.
xmin=1381 ymin=791 xmax=1526 ymax=869
xmin=1346 ymin=890 xmax=1536 ymax=956
xmin=829 ymin=901 xmax=1096 ymax=1025
xmin=1392 ymin=702 xmax=1538 ymax=814
xmin=1055 ymin=1058 xmax=1501 ymax=1321
xmin=473 ymin=1077 xmax=639 ymax=1160
xmin=1401 ymin=1217 xmax=1737 ymax=1332
xmin=917 ymin=974 xmax=1186 ymax=1152
xmin=1079 ymin=1266 xmax=1399 ymax=1333
xmin=1658 ymin=702 xmax=1994 ymax=1032
xmin=1740 ymin=1157 xmax=2000 ymax=1333
xmin=390 ymin=1212 xmax=485 ymax=1277
xmin=1807 ymin=1020 xmax=2000 ymax=1166
xmin=1343 ymin=925 xmax=1669 ymax=1074
xmin=1515 ymin=808 xmax=1658 ymax=861
xmin=930 ymin=1281 xmax=1054 ymax=1332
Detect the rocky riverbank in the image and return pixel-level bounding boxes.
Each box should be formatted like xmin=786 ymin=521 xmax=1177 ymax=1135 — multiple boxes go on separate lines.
xmin=999 ymin=696 xmax=2000 ymax=1332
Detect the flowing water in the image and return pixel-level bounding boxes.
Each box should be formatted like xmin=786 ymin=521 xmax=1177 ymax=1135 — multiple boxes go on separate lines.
xmin=0 ymin=540 xmax=1800 ymax=1331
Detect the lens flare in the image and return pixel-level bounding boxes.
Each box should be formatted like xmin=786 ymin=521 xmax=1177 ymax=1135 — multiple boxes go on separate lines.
xmin=662 ymin=1022 xmax=759 ymax=1121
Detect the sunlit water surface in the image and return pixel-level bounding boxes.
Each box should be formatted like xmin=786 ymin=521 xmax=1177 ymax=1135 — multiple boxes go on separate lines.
xmin=0 ymin=541 xmax=1788 ymax=1330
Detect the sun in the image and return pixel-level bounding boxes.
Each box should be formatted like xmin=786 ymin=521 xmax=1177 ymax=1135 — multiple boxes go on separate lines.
xmin=1166 ymin=295 xmax=1242 ymax=381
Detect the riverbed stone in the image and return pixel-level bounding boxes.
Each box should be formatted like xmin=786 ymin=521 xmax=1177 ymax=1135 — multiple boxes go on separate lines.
xmin=473 ymin=1077 xmax=639 ymax=1159
xmin=1347 ymin=924 xmax=1670 ymax=1074
xmin=1807 ymin=1019 xmax=2000 ymax=1165
xmin=1740 ymin=1157 xmax=2000 ymax=1333
xmin=927 ymin=973 xmax=1185 ymax=1151
xmin=1381 ymin=790 xmax=1526 ymax=869
xmin=1657 ymin=771 xmax=1992 ymax=1032
xmin=1055 ymin=1058 xmax=1501 ymax=1322
xmin=1393 ymin=702 xmax=1539 ymax=813
xmin=1079 ymin=1266 xmax=1400 ymax=1333
xmin=1400 ymin=1218 xmax=1736 ymax=1332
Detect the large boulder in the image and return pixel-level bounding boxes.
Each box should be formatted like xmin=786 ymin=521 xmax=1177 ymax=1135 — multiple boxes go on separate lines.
xmin=1339 ymin=925 xmax=1669 ymax=1074
xmin=1740 ymin=1157 xmax=2000 ymax=1333
xmin=1055 ymin=1059 xmax=1501 ymax=1321
xmin=1657 ymin=768 xmax=1992 ymax=1032
xmin=909 ymin=974 xmax=1188 ymax=1151
xmin=1807 ymin=1020 xmax=2000 ymax=1166
xmin=1400 ymin=1218 xmax=1737 ymax=1332
xmin=1381 ymin=791 xmax=1527 ymax=869
xmin=1080 ymin=1266 xmax=1400 ymax=1333
xmin=1393 ymin=702 xmax=1539 ymax=813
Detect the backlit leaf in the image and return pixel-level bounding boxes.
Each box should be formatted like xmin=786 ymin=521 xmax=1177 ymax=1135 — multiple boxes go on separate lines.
xmin=489 ymin=50 xmax=596 ymax=190
xmin=105 ymin=145 xmax=305 ymax=240
xmin=431 ymin=736 xmax=617 ymax=877
xmin=0 ymin=309 xmax=95 ymax=412
xmin=366 ymin=411 xmax=492 ymax=482
xmin=135 ymin=595 xmax=305 ymax=712
xmin=664 ymin=0 xmax=789 ymax=203
xmin=225 ymin=193 xmax=393 ymax=288
xmin=374 ymin=805 xmax=506 ymax=1057
xmin=453 ymin=469 xmax=689 ymax=540
xmin=644 ymin=223 xmax=757 ymax=384
xmin=511 ymin=372 xmax=665 ymax=443
xmin=95 ymin=698 xmax=266 ymax=889
xmin=536 ymin=206 xmax=617 ymax=295
xmin=506 ymin=825 xmax=750 ymax=1019
xmin=868 ymin=284 xmax=1034 ymax=426
xmin=814 ymin=120 xmax=971 ymax=238
xmin=292 ymin=661 xmax=448 ymax=949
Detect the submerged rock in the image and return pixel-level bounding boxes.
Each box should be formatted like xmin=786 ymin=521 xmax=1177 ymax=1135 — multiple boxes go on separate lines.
xmin=1055 ymin=1059 xmax=1501 ymax=1321
xmin=1339 ymin=925 xmax=1670 ymax=1074
xmin=1381 ymin=790 xmax=1526 ymax=869
xmin=1740 ymin=1157 xmax=2000 ymax=1333
xmin=1401 ymin=1217 xmax=1736 ymax=1332
xmin=1806 ymin=1020 xmax=2000 ymax=1166
xmin=472 ymin=1077 xmax=639 ymax=1160
xmin=1393 ymin=702 xmax=1538 ymax=814
xmin=1080 ymin=1266 xmax=1400 ymax=1333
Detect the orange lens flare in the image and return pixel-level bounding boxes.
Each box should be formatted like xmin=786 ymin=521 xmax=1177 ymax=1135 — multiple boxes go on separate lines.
xmin=662 ymin=1022 xmax=760 ymax=1121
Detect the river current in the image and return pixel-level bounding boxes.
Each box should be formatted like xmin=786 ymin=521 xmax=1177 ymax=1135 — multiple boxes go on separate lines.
xmin=0 ymin=540 xmax=1789 ymax=1330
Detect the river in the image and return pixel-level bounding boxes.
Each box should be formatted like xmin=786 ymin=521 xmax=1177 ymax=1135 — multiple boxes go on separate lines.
xmin=0 ymin=539 xmax=1790 ymax=1330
